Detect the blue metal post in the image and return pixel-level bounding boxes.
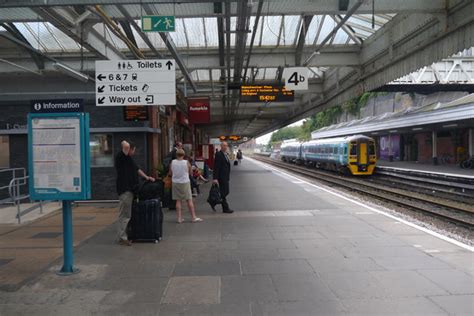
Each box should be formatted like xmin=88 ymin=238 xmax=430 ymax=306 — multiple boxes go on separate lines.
xmin=59 ymin=200 xmax=77 ymax=275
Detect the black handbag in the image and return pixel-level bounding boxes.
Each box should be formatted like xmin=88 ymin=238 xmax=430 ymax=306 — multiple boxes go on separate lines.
xmin=207 ymin=183 xmax=222 ymax=208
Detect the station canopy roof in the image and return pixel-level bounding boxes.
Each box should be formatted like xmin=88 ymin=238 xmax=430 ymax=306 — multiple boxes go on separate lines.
xmin=0 ymin=0 xmax=472 ymax=139
xmin=311 ymin=93 xmax=474 ymax=139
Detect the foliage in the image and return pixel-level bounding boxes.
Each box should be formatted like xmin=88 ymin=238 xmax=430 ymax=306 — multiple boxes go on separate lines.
xmin=267 ymin=92 xmax=389 ymax=146
xmin=269 ymin=126 xmax=302 ymax=143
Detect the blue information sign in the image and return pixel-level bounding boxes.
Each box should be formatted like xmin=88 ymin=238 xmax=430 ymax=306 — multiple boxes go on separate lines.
xmin=28 ymin=113 xmax=91 ymax=201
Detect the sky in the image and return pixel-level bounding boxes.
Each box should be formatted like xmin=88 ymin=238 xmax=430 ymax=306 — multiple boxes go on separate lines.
xmin=255 ymin=119 xmax=304 ymax=144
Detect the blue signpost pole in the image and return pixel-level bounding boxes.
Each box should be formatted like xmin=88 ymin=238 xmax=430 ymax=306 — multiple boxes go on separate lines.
xmin=58 ymin=200 xmax=78 ymax=275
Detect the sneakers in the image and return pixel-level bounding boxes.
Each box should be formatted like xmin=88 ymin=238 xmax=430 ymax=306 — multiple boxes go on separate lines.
xmin=192 ymin=217 xmax=203 ymax=223
xmin=118 ymin=239 xmax=132 ymax=246
xmin=223 ymin=209 xmax=234 ymax=214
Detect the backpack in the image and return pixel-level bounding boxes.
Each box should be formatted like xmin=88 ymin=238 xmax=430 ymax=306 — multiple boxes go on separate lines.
xmin=136 ymin=180 xmax=164 ymax=201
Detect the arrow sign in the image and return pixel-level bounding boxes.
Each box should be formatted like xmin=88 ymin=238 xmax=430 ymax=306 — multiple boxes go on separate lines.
xmin=98 ymin=97 xmax=105 ymax=104
xmin=166 ymin=60 xmax=173 ymax=70
xmin=97 ymin=74 xmax=106 ymax=81
xmin=97 ymin=86 xmax=105 ymax=93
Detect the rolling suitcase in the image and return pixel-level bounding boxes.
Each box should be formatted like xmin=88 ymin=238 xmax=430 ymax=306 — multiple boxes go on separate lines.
xmin=128 ymin=199 xmax=163 ymax=243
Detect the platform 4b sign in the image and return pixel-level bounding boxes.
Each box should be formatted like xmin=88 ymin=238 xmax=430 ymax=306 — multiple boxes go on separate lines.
xmin=282 ymin=67 xmax=309 ymax=91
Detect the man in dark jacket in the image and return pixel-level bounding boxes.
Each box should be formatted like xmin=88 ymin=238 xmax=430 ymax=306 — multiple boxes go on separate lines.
xmin=115 ymin=140 xmax=155 ymax=246
xmin=212 ymin=141 xmax=233 ymax=213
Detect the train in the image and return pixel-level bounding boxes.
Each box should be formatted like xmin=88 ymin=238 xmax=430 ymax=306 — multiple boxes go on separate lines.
xmin=280 ymin=135 xmax=377 ymax=175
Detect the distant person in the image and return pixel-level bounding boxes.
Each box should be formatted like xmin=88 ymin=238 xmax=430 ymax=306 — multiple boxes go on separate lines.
xmin=213 ymin=141 xmax=233 ymax=213
xmin=169 ymin=149 xmax=202 ymax=223
xmin=237 ymin=149 xmax=243 ymax=164
xmin=115 ymin=141 xmax=155 ymax=246
xmin=171 ymin=142 xmax=183 ymax=160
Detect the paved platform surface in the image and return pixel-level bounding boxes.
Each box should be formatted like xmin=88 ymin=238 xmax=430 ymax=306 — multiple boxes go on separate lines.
xmin=377 ymin=160 xmax=474 ymax=177
xmin=0 ymin=201 xmax=61 ymax=224
xmin=0 ymin=159 xmax=473 ymax=315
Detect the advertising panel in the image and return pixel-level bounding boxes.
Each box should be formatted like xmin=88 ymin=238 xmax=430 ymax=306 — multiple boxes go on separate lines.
xmin=188 ymin=97 xmax=210 ymax=124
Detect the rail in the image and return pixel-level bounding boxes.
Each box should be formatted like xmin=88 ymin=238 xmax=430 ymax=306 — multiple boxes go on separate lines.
xmin=0 ymin=167 xmax=26 ymax=204
xmin=7 ymin=175 xmax=43 ymax=224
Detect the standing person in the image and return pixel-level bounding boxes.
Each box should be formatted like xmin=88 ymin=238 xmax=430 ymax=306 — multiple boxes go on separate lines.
xmin=213 ymin=141 xmax=233 ymax=213
xmin=237 ymin=149 xmax=243 ymax=164
xmin=171 ymin=142 xmax=183 ymax=160
xmin=169 ymin=149 xmax=203 ymax=223
xmin=115 ymin=141 xmax=155 ymax=246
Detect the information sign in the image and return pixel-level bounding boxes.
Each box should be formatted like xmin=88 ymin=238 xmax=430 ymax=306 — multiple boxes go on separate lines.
xmin=31 ymin=99 xmax=84 ymax=113
xmin=123 ymin=106 xmax=149 ymax=121
xmin=142 ymin=16 xmax=175 ymax=32
xmin=240 ymin=85 xmax=294 ymax=102
xmin=28 ymin=113 xmax=91 ymax=201
xmin=282 ymin=67 xmax=309 ymax=91
xmin=95 ymin=59 xmax=176 ymax=106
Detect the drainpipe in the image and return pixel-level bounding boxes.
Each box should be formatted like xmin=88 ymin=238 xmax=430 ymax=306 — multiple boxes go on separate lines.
xmin=469 ymin=128 xmax=474 ymax=157
xmin=432 ymin=131 xmax=438 ymax=165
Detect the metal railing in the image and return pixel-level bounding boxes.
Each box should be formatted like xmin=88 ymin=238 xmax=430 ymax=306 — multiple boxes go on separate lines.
xmin=8 ymin=175 xmax=44 ymax=224
xmin=0 ymin=167 xmax=26 ymax=204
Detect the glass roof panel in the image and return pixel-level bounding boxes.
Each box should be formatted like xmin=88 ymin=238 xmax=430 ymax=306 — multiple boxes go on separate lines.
xmin=204 ymin=17 xmax=219 ymax=47
xmin=283 ymin=15 xmax=301 ymax=46
xmin=185 ymin=18 xmax=206 ymax=47
xmin=169 ymin=19 xmax=188 ymax=47
xmin=315 ymin=16 xmax=337 ymax=45
xmin=260 ymin=15 xmax=281 ymax=47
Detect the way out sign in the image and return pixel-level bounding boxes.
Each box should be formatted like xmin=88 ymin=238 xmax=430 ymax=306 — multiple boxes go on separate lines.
xmin=142 ymin=16 xmax=175 ymax=32
xmin=282 ymin=67 xmax=309 ymax=91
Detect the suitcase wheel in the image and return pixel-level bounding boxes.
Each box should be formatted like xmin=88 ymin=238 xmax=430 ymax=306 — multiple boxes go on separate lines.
xmin=154 ymin=240 xmax=158 ymax=243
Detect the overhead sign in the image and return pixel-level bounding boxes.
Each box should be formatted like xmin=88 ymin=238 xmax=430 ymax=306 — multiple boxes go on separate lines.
xmin=28 ymin=113 xmax=91 ymax=201
xmin=218 ymin=135 xmax=242 ymax=142
xmin=31 ymin=99 xmax=84 ymax=113
xmin=142 ymin=16 xmax=175 ymax=32
xmin=282 ymin=67 xmax=309 ymax=91
xmin=188 ymin=97 xmax=210 ymax=124
xmin=123 ymin=106 xmax=149 ymax=121
xmin=95 ymin=59 xmax=176 ymax=106
xmin=240 ymin=85 xmax=294 ymax=102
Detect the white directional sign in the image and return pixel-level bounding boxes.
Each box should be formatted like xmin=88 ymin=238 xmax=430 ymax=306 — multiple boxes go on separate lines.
xmin=282 ymin=67 xmax=309 ymax=91
xmin=95 ymin=59 xmax=176 ymax=106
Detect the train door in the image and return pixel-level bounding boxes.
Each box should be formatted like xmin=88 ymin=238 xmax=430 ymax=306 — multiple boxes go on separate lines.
xmin=359 ymin=142 xmax=368 ymax=165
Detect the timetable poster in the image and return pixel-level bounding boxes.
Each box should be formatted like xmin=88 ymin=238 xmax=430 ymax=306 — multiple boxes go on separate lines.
xmin=31 ymin=117 xmax=82 ymax=193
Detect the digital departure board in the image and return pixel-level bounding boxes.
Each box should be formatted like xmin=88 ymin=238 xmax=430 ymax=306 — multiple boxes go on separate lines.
xmin=240 ymin=85 xmax=294 ymax=102
xmin=123 ymin=106 xmax=149 ymax=121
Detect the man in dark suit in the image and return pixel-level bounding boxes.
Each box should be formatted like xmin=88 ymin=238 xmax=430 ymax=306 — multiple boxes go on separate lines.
xmin=212 ymin=141 xmax=233 ymax=213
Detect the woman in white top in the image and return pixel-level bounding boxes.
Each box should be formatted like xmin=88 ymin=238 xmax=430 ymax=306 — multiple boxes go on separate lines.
xmin=169 ymin=149 xmax=202 ymax=223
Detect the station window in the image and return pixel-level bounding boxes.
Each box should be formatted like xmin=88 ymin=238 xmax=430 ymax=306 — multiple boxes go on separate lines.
xmin=0 ymin=136 xmax=9 ymax=168
xmin=90 ymin=134 xmax=114 ymax=167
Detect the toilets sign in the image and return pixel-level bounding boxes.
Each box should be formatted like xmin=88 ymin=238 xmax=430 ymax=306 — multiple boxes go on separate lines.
xmin=95 ymin=59 xmax=176 ymax=106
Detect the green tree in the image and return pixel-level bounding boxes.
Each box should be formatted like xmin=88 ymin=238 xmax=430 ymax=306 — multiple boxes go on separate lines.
xmin=269 ymin=126 xmax=302 ymax=143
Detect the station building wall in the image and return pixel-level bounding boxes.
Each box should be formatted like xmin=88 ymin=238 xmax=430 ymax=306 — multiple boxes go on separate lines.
xmin=0 ymin=103 xmax=159 ymax=200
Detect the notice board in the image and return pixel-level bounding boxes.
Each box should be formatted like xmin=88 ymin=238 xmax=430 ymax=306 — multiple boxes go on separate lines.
xmin=28 ymin=113 xmax=91 ymax=200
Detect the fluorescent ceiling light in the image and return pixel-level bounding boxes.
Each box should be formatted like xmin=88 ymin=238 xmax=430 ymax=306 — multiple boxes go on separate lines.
xmin=412 ymin=127 xmax=423 ymax=131
xmin=53 ymin=62 xmax=89 ymax=82
xmin=389 ymin=130 xmax=398 ymax=133
xmin=442 ymin=123 xmax=457 ymax=128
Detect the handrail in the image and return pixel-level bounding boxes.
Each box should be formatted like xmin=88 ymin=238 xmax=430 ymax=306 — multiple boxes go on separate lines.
xmin=7 ymin=175 xmax=43 ymax=224
xmin=0 ymin=167 xmax=26 ymax=191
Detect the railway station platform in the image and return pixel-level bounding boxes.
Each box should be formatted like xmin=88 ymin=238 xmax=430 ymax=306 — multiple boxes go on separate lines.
xmin=0 ymin=158 xmax=473 ymax=315
xmin=376 ymin=160 xmax=474 ymax=178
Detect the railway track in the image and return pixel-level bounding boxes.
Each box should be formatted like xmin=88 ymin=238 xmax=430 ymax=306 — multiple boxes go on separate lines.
xmin=252 ymin=155 xmax=474 ymax=230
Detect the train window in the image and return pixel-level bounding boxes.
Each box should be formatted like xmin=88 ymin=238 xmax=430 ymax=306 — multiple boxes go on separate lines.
xmin=369 ymin=143 xmax=375 ymax=155
xmin=350 ymin=145 xmax=357 ymax=155
xmin=344 ymin=147 xmax=347 ymax=155
xmin=333 ymin=147 xmax=337 ymax=154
